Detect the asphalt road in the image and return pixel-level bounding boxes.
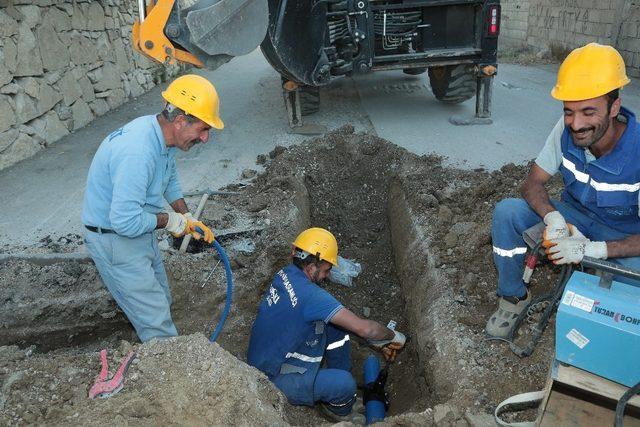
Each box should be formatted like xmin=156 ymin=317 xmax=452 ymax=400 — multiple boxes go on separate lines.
xmin=2 ymin=49 xmax=639 ymax=247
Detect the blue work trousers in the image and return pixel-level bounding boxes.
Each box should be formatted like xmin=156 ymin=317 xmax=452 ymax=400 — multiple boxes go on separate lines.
xmin=274 ymin=325 xmax=356 ymax=416
xmin=492 ymin=198 xmax=640 ymax=297
xmin=84 ymin=230 xmax=178 ymax=342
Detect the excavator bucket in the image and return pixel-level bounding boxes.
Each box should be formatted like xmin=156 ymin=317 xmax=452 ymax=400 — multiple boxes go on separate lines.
xmin=134 ymin=0 xmax=268 ymax=70
xmin=184 ymin=0 xmax=268 ymax=57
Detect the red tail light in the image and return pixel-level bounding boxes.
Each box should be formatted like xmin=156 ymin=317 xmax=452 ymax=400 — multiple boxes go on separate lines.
xmin=487 ymin=5 xmax=500 ymax=37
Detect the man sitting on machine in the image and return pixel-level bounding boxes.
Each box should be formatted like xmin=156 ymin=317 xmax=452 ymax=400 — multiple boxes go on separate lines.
xmin=485 ymin=43 xmax=640 ymax=338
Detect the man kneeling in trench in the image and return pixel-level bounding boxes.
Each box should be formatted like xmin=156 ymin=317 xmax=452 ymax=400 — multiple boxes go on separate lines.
xmin=247 ymin=227 xmax=406 ymax=424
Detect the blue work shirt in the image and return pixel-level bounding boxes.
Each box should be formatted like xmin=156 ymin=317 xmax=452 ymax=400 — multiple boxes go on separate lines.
xmin=248 ymin=264 xmax=343 ymax=379
xmin=81 ymin=115 xmax=183 ymax=238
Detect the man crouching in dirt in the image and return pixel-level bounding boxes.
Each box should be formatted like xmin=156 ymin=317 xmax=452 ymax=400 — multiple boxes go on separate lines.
xmin=247 ymin=227 xmax=406 ymax=424
xmin=81 ymin=75 xmax=222 ymax=342
xmin=487 ymin=43 xmax=640 ymax=338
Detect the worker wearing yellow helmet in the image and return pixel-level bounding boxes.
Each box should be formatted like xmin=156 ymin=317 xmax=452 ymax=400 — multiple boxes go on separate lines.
xmin=81 ymin=74 xmax=222 ymax=342
xmin=248 ymin=227 xmax=406 ymax=423
xmin=487 ymin=43 xmax=640 ymax=338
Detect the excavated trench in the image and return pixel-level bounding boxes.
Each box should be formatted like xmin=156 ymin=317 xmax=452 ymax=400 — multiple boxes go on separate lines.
xmin=0 ymin=127 xmax=559 ymax=425
xmin=295 ymin=134 xmax=433 ymax=415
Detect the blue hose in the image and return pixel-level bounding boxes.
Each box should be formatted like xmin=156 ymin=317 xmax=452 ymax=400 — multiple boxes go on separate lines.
xmin=194 ymin=227 xmax=234 ymax=342
xmin=209 ymin=239 xmax=234 ymax=342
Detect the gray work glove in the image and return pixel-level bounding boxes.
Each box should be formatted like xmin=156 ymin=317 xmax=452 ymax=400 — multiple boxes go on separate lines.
xmin=368 ymin=330 xmax=406 ymax=361
xmin=543 ymin=225 xmax=607 ymax=264
xmin=543 ymin=210 xmax=570 ymax=241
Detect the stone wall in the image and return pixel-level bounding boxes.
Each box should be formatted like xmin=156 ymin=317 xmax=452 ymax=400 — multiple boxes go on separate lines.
xmin=500 ymin=0 xmax=531 ymax=49
xmin=500 ymin=0 xmax=640 ymax=78
xmin=0 ymin=0 xmax=176 ymax=171
xmin=616 ymin=1 xmax=640 ymax=75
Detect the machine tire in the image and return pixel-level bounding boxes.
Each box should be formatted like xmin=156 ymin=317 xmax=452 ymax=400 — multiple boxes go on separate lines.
xmin=403 ymin=68 xmax=427 ymax=75
xmin=299 ymin=85 xmax=320 ymax=116
xmin=428 ymin=64 xmax=476 ymax=104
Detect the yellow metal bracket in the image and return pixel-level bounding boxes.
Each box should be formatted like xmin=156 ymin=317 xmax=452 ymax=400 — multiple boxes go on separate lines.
xmin=132 ymin=0 xmax=204 ymax=67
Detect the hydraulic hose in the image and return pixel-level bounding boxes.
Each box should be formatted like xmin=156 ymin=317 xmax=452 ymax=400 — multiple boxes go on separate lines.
xmin=616 ymin=379 xmax=640 ymax=427
xmin=507 ymin=265 xmax=572 ymax=357
xmin=194 ymin=227 xmax=234 ymax=342
xmin=209 ymin=239 xmax=234 ymax=342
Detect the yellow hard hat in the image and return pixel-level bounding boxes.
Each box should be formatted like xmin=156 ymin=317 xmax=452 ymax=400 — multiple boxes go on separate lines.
xmin=551 ymin=43 xmax=630 ymax=101
xmin=293 ymin=227 xmax=338 ymax=266
xmin=162 ymin=74 xmax=224 ymax=129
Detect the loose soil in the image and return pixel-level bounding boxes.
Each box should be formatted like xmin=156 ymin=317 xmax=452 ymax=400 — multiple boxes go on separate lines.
xmin=0 ymin=126 xmax=564 ymax=425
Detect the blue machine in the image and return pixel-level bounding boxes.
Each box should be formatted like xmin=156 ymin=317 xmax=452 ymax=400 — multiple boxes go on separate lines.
xmin=556 ymin=271 xmax=640 ymax=387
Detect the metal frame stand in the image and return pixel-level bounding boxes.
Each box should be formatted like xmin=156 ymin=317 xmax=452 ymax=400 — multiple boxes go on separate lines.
xmin=475 ymin=75 xmax=493 ymax=119
xmin=448 ymin=74 xmax=494 ymax=126
xmin=282 ymin=80 xmax=326 ymax=135
xmin=283 ymin=82 xmax=303 ymax=128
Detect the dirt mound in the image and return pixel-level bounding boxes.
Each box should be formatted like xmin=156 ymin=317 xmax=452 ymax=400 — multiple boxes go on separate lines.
xmin=0 ymin=126 xmax=565 ymax=425
xmin=0 ymin=334 xmax=298 ymax=426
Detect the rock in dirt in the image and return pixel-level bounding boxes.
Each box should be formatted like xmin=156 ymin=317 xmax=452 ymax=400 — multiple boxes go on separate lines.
xmin=269 ymin=145 xmax=286 ymax=159
xmin=256 ymin=154 xmax=268 ymax=165
xmin=422 ymin=193 xmax=439 ymax=208
xmin=464 ymin=411 xmax=496 ymax=426
xmin=433 ymin=403 xmax=458 ymax=425
xmin=247 ymin=198 xmax=268 ymax=213
xmin=450 ymin=221 xmax=477 ymax=237
xmin=444 ymin=231 xmax=458 ymax=249
xmin=381 ymin=408 xmax=434 ymax=425
xmin=437 ymin=205 xmax=453 ymax=224
xmin=241 ymin=168 xmax=257 ymax=179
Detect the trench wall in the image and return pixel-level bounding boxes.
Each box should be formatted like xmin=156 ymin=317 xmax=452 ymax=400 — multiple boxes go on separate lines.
xmin=500 ymin=0 xmax=640 ymax=77
xmin=0 ymin=0 xmax=177 ymax=171
xmin=0 ymin=258 xmax=129 ymax=350
xmin=387 ymin=178 xmax=454 ymax=400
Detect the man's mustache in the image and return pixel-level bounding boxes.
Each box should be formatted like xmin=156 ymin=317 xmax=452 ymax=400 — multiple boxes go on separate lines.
xmin=570 ymin=126 xmax=595 ymax=135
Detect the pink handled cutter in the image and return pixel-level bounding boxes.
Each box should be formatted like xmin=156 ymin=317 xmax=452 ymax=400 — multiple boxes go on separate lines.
xmin=88 ymin=349 xmax=137 ymax=399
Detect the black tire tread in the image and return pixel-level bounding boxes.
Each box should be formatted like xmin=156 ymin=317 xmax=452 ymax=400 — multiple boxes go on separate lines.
xmin=428 ymin=65 xmax=476 ymax=104
xmin=299 ymin=85 xmax=320 ymax=116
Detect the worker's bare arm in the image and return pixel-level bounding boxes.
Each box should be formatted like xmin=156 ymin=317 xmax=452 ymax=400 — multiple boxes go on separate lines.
xmin=521 ymin=164 xmax=555 ymax=218
xmin=156 ymin=213 xmax=168 ymax=229
xmin=605 ymin=235 xmax=640 ymax=258
xmin=154 ymin=199 xmax=188 ymax=229
xmin=330 ymin=308 xmax=394 ymax=341
xmin=170 ymin=198 xmax=189 ymax=214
